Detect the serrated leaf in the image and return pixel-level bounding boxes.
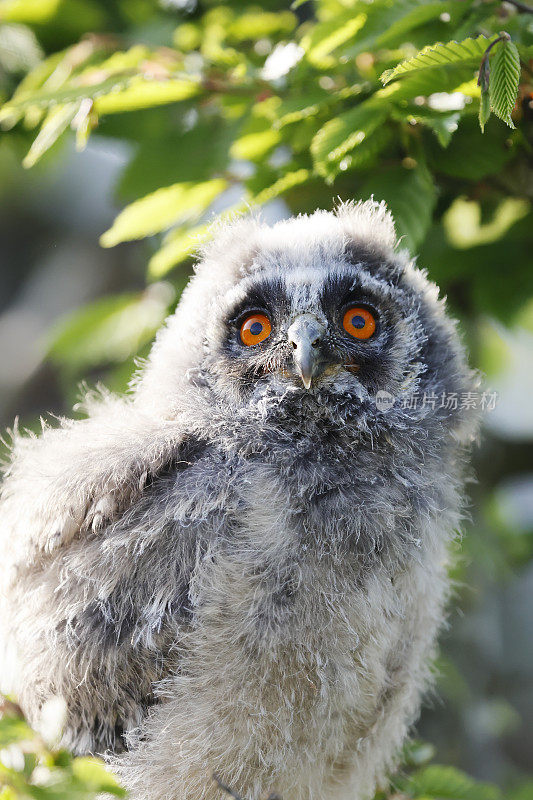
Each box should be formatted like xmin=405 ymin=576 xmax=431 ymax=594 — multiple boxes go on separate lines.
xmin=377 ymin=69 xmax=479 ymax=105
xmin=381 ymin=36 xmax=497 ymax=84
xmin=489 ymin=39 xmax=520 ymax=129
xmin=360 ymin=164 xmax=436 ymax=252
xmin=311 ymin=101 xmax=388 ymax=179
xmin=101 ymin=179 xmax=226 ymax=247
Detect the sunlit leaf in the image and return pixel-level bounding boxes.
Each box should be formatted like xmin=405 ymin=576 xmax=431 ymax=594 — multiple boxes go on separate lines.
xmin=251 ymin=168 xmax=311 ymax=205
xmin=0 ymin=0 xmax=60 ymax=23
xmin=489 ymin=38 xmax=520 ymax=129
xmin=101 ymin=179 xmax=226 ymax=247
xmin=94 ymin=77 xmax=201 ymax=114
xmin=311 ymin=101 xmax=388 ymax=179
xmin=443 ymin=197 xmax=530 ymax=249
xmin=148 ymin=224 xmax=209 ymax=279
xmin=302 ymin=11 xmax=368 ymax=67
xmin=381 ymin=36 xmax=497 ymax=84
xmin=22 ymin=102 xmax=78 ymax=167
xmin=230 ymin=128 xmax=281 ymax=160
xmin=228 ymin=10 xmax=296 ymax=41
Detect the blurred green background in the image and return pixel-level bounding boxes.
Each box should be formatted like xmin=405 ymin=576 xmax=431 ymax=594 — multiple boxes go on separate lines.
xmin=0 ymin=1 xmax=532 ymax=799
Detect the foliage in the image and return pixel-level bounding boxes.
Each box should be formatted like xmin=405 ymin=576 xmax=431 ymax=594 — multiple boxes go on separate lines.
xmin=0 ymin=0 xmax=532 ymax=297
xmin=0 ymin=0 xmax=532 ymax=798
xmin=0 ymin=696 xmax=124 ymax=799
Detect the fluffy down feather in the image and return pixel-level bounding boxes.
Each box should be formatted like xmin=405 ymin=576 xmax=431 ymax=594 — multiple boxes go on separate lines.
xmin=0 ymin=201 xmax=479 ymax=800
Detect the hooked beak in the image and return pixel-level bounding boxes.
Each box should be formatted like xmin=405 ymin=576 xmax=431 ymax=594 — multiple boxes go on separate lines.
xmin=287 ymin=314 xmax=326 ymax=390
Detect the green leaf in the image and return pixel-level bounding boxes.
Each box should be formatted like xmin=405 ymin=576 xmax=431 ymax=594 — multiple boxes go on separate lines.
xmin=428 ymin=115 xmax=515 ymax=180
xmin=489 ymin=38 xmax=520 ymax=129
xmin=311 ymin=101 xmax=388 ymax=180
xmin=392 ymin=106 xmax=461 ymax=147
xmin=117 ymin=118 xmax=236 ymax=199
xmin=93 ymin=77 xmax=201 ymax=115
xmin=381 ymin=36 xmax=497 ymax=84
xmin=373 ymin=1 xmax=469 ymax=51
xmin=47 ymin=285 xmax=175 ymax=369
xmin=302 ymin=1 xmax=468 ymax=67
xmin=22 ymin=103 xmax=78 ymax=167
xmin=301 ymin=10 xmax=368 ymax=67
xmin=148 ymin=224 xmax=209 ymax=279
xmin=479 ymin=87 xmax=491 ymax=132
xmin=100 ymin=179 xmax=226 ymax=247
xmin=0 ymin=714 xmax=35 ymax=746
xmin=227 ymin=10 xmax=296 ymax=41
xmin=230 ymin=128 xmax=281 ymax=161
xmin=72 ymin=757 xmax=125 ymax=796
xmin=250 ymin=168 xmax=311 ymax=206
xmin=273 ymin=88 xmax=332 ymax=129
xmin=409 ymin=765 xmax=502 ymax=800
xmin=443 ymin=197 xmax=530 ymax=249
xmin=0 ymin=0 xmax=60 ymax=23
xmin=360 ymin=164 xmax=437 ymax=253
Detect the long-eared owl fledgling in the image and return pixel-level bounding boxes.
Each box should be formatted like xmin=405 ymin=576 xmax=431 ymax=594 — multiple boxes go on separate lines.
xmin=0 ymin=201 xmax=478 ymax=800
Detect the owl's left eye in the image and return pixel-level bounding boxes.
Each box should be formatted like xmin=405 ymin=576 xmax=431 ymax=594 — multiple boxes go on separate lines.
xmin=343 ymin=306 xmax=376 ymax=340
xmin=240 ymin=313 xmax=272 ymax=346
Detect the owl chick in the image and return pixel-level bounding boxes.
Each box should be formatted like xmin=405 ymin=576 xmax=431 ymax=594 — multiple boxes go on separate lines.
xmin=0 ymin=201 xmax=478 ymax=800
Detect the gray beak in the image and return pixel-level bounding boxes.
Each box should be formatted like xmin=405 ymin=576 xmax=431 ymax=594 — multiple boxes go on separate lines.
xmin=287 ymin=314 xmax=326 ymax=389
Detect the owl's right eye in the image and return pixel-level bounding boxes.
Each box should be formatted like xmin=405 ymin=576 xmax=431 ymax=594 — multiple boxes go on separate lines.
xmin=240 ymin=313 xmax=272 ymax=346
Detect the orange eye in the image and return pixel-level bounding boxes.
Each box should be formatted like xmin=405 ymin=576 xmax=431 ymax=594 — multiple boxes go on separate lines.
xmin=240 ymin=313 xmax=272 ymax=346
xmin=342 ymin=307 xmax=376 ymax=340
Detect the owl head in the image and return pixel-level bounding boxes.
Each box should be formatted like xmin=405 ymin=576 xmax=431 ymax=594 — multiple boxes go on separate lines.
xmin=137 ymin=201 xmax=475 ymax=437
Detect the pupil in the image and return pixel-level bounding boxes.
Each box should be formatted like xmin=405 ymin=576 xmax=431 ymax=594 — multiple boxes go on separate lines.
xmin=250 ymin=321 xmax=263 ymax=336
xmin=351 ymin=314 xmax=366 ymax=329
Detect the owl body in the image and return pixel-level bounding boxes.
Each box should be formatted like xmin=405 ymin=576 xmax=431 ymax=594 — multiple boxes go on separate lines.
xmin=0 ymin=203 xmax=477 ymax=800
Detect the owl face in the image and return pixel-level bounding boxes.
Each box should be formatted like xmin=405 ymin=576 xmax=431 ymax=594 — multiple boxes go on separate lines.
xmin=140 ymin=202 xmax=471 ymax=429
xmin=203 ymin=251 xmax=425 ymax=407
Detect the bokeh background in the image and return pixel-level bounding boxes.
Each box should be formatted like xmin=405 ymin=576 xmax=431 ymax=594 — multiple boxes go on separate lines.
xmin=1 ymin=1 xmax=532 ymax=798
